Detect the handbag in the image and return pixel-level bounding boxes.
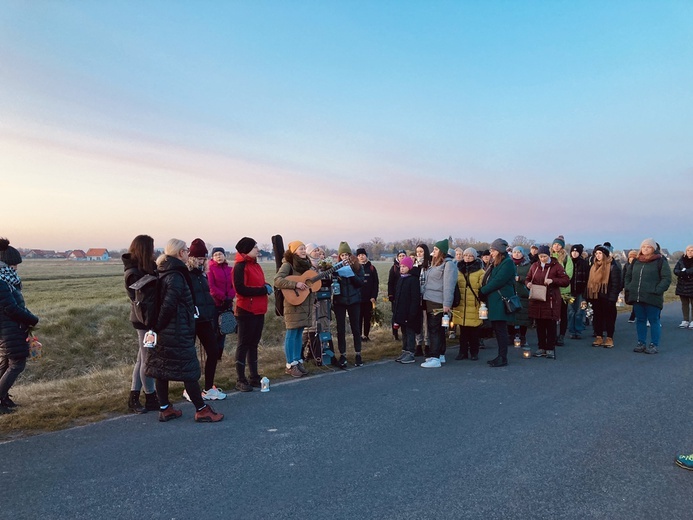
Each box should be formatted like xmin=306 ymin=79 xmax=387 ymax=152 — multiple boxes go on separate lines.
xmin=528 ymin=266 xmax=550 ymax=301
xmin=218 ymin=310 xmax=237 ymax=335
xmin=497 ymin=289 xmax=522 ymax=313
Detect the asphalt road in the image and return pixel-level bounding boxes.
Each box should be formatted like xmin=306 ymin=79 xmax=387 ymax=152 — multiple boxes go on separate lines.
xmin=2 ymin=303 xmax=693 ymax=520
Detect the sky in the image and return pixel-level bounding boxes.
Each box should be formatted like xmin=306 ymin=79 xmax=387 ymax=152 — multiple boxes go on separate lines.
xmin=1 ymin=1 xmax=692 ymax=253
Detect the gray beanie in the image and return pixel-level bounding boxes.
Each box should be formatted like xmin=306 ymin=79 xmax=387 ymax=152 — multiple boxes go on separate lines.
xmin=490 ymin=238 xmax=508 ymax=252
xmin=463 ymin=247 xmax=477 ymax=257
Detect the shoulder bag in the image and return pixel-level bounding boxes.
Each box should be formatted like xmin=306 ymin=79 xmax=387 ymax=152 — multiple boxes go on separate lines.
xmin=528 ymin=265 xmax=550 ymax=302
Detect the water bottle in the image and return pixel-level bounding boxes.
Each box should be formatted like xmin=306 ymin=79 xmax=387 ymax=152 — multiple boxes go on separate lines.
xmin=260 ymin=376 xmax=270 ymax=392
xmin=331 ymin=279 xmax=341 ymax=296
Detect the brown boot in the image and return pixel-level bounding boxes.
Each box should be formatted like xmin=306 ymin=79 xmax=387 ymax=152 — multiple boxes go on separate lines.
xmin=592 ymin=336 xmax=604 ymax=347
xmin=603 ymin=337 xmax=614 ymax=348
xmin=195 ymin=405 xmax=224 ymax=423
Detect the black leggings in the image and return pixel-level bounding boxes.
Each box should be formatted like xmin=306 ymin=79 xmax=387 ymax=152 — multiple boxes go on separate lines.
xmin=196 ymin=320 xmax=218 ymax=391
xmin=236 ymin=313 xmax=264 ymax=383
xmin=334 ymin=302 xmax=362 ymax=355
xmin=536 ymin=318 xmax=557 ymax=350
xmin=156 ymin=379 xmax=205 ymax=409
xmin=360 ymin=301 xmax=373 ymax=338
xmin=592 ymin=299 xmax=617 ymax=338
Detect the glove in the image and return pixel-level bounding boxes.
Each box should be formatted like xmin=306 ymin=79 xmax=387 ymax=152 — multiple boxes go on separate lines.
xmin=265 ymin=283 xmax=274 ymax=295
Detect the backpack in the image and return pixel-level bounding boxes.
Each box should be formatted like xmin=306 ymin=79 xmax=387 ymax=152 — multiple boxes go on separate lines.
xmin=128 ymin=273 xmax=163 ymax=329
xmin=452 ymin=283 xmax=461 ymax=308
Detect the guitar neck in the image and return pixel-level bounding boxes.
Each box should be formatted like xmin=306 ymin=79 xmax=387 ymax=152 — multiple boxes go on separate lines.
xmin=308 ymin=261 xmax=345 ymax=283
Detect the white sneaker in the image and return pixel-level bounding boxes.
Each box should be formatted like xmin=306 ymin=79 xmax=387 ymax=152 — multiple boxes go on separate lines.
xmin=421 ymin=357 xmax=442 ymax=368
xmin=202 ymin=386 xmax=227 ymax=400
xmin=439 ymin=355 xmax=446 ymax=364
xmin=679 ymin=321 xmax=690 ymax=328
xmin=689 ymin=322 xmax=693 ymax=329
xmin=182 ymin=389 xmax=192 ymax=402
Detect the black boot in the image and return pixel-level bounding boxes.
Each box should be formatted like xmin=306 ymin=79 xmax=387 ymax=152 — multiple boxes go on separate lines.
xmin=248 ymin=362 xmax=262 ymax=388
xmin=144 ymin=392 xmax=159 ymax=411
xmin=128 ymin=391 xmax=147 ymax=414
xmin=489 ymin=357 xmax=508 ymax=367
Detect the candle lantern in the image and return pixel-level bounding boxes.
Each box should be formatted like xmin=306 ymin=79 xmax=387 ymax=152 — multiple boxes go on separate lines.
xmin=479 ymin=303 xmax=488 ymax=320
xmin=616 ymin=292 xmax=625 ymax=308
xmin=514 ymin=335 xmax=522 ymax=348
xmin=522 ymin=347 xmax=532 ymax=359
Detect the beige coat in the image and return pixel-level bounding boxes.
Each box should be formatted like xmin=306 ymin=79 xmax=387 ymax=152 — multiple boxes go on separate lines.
xmin=274 ymin=260 xmax=315 ymax=329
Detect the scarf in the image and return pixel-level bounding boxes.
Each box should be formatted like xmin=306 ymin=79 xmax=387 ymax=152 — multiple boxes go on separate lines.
xmin=587 ymin=255 xmax=612 ymax=299
xmin=291 ymin=255 xmax=313 ymax=275
xmin=0 ymin=264 xmax=21 ymax=289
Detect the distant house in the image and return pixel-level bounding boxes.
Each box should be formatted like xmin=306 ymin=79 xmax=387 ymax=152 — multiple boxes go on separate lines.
xmin=68 ymin=250 xmax=87 ymax=261
xmin=24 ymin=249 xmax=57 ymax=259
xmin=85 ymin=248 xmax=110 ymax=261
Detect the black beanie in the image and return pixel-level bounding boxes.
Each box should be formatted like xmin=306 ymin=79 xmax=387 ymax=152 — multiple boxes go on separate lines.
xmin=0 ymin=238 xmax=22 ymax=266
xmin=356 ymin=248 xmax=367 ymax=256
xmin=235 ymin=237 xmax=257 ymax=255
xmin=571 ymin=244 xmax=584 ymax=255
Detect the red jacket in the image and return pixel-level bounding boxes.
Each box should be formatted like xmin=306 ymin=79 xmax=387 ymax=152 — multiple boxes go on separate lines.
xmin=233 ymin=253 xmax=268 ymax=315
xmin=525 ymin=258 xmax=570 ymax=321
xmin=208 ymin=259 xmax=235 ymax=306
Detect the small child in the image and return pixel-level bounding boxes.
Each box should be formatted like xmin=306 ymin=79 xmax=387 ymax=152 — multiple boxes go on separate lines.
xmin=393 ymin=257 xmax=422 ymax=364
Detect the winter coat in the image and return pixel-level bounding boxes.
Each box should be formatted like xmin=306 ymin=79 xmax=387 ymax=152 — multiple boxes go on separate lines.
xmin=453 ymin=259 xmax=484 ymax=328
xmin=570 ymin=256 xmax=589 ymax=298
xmin=0 ymin=276 xmax=39 ymax=360
xmin=274 ymin=255 xmax=315 ymax=329
xmin=207 ymin=259 xmax=235 ymax=307
xmin=359 ymin=261 xmax=379 ymax=302
xmin=188 ymin=267 xmax=216 ymax=322
xmin=233 ymin=253 xmax=269 ymax=316
xmin=146 ymin=256 xmax=200 ymax=382
xmin=392 ymin=275 xmax=422 ymax=333
xmin=122 ymin=253 xmax=156 ymax=331
xmin=422 ymin=257 xmax=457 ymax=309
xmin=479 ymin=255 xmax=517 ymax=322
xmin=587 ymin=261 xmax=623 ymax=303
xmin=333 ymin=263 xmax=365 ymax=307
xmin=511 ymin=258 xmax=532 ymax=327
xmin=625 ymin=254 xmax=672 ymax=309
xmin=525 ymin=258 xmax=570 ymax=321
xmin=387 ymin=261 xmax=400 ymax=302
xmin=674 ymin=256 xmax=693 ymax=298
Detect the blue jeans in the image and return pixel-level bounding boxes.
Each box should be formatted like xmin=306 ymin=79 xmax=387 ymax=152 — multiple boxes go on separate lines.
xmin=633 ymin=303 xmax=661 ymax=347
xmin=284 ymin=327 xmax=304 ymax=364
xmin=567 ymin=295 xmax=586 ymax=335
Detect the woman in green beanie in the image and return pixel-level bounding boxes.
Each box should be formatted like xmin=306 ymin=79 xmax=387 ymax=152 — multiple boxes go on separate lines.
xmin=332 ymin=242 xmax=365 ymax=367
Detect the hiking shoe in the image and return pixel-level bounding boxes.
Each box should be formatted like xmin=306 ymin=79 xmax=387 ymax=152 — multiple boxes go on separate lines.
xmin=644 ymin=343 xmax=659 ymax=354
xmin=633 ymin=342 xmax=647 ymax=353
xmin=202 ymin=386 xmax=227 ymax=400
xmin=195 ymin=405 xmax=224 ymax=423
xmin=399 ymin=352 xmax=416 ymax=364
xmin=439 ymin=355 xmax=446 ymax=364
xmin=676 ymin=454 xmax=693 ymax=470
xmin=354 ymin=354 xmax=363 ymax=367
xmin=338 ymin=355 xmax=347 ymax=368
xmin=1 ymin=395 xmax=18 ymax=408
xmin=603 ymin=337 xmax=614 ymax=349
xmin=159 ymin=406 xmax=182 ymax=422
xmin=533 ymin=349 xmax=547 ymax=358
xmin=546 ymin=350 xmax=556 ymax=359
xmin=285 ymin=365 xmax=303 ymax=378
xmin=235 ymin=381 xmax=253 ymax=392
xmin=395 ymin=351 xmax=408 ymax=362
xmin=297 ymin=361 xmax=309 ymax=375
xmin=144 ymin=392 xmax=160 ymax=411
xmin=421 ymin=357 xmax=442 ymax=368
xmin=592 ymin=336 xmax=604 ymax=347
xmin=679 ymin=321 xmax=690 ymax=329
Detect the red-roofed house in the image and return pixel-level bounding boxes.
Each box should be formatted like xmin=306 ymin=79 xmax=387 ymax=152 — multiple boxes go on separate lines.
xmin=85 ymin=248 xmax=110 ymax=261
xmin=68 ymin=250 xmax=87 ymax=261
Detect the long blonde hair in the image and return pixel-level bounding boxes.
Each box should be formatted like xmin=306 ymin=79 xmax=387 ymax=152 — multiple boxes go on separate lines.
xmin=157 ymin=238 xmax=186 ymax=266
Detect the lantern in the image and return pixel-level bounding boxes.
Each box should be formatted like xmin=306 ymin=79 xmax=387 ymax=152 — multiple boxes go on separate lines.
xmin=616 ymin=292 xmax=625 ymax=308
xmin=479 ymin=303 xmax=488 ymax=320
xmin=514 ymin=335 xmax=522 ymax=348
xmin=522 ymin=347 xmax=532 ymax=359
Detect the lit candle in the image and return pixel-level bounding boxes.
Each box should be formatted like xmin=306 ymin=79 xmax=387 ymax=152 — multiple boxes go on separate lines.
xmin=514 ymin=335 xmax=522 ymax=348
xmin=479 ymin=303 xmax=488 ymax=320
xmin=522 ymin=347 xmax=532 ymax=359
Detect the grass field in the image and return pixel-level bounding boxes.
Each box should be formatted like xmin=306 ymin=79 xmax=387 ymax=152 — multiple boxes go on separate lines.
xmin=0 ymin=258 xmax=680 ymax=441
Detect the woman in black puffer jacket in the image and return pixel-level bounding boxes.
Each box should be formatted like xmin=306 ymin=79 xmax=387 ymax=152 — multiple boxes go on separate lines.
xmin=0 ymin=238 xmax=39 ymax=413
xmin=145 ymin=238 xmax=222 ymax=423
xmin=674 ymin=245 xmax=693 ymax=328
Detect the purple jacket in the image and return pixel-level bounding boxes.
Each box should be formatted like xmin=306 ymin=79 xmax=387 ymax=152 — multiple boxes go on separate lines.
xmin=208 ymin=259 xmax=235 ymax=307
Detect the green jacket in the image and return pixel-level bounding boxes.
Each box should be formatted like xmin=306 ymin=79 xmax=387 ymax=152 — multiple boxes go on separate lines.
xmin=480 ymin=255 xmax=517 ymax=322
xmin=624 ymin=255 xmax=672 ymax=309
xmin=552 ymin=252 xmax=574 ymax=298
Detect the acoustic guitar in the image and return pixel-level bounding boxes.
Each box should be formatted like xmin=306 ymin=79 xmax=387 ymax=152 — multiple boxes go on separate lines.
xmin=281 ymin=260 xmax=347 ymax=306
